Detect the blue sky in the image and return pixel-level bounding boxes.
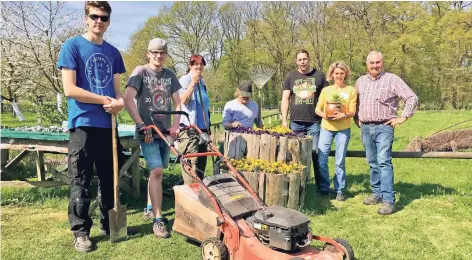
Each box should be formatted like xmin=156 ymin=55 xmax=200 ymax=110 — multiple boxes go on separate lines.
xmin=66 ymin=1 xmax=172 ymax=51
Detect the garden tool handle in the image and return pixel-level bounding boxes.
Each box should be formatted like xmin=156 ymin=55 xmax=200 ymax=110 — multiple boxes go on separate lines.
xmin=112 ymin=115 xmax=119 ymax=206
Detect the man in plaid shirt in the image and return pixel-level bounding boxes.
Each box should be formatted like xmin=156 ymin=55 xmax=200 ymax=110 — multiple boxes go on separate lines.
xmin=355 ymin=51 xmax=419 ymax=215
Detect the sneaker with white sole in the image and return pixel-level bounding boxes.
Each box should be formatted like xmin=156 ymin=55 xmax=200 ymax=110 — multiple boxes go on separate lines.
xmin=144 ymin=208 xmax=154 ymax=221
xmin=152 ymin=220 xmax=170 ymax=238
xmin=336 ymin=191 xmax=346 ymax=201
xmin=73 ymin=236 xmax=93 ymax=253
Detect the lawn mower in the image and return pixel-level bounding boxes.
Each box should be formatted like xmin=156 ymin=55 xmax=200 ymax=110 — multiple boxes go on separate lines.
xmin=146 ymin=111 xmax=354 ymax=260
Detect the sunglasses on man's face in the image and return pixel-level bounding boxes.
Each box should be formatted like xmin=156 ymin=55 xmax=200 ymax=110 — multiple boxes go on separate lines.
xmin=89 ymin=14 xmax=109 ymax=22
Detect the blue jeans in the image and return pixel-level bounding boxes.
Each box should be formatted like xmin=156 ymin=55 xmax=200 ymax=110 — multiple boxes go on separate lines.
xmin=290 ymin=121 xmax=321 ymax=189
xmin=140 ymin=138 xmax=170 ymax=170
xmin=318 ymin=128 xmax=351 ymax=192
xmin=361 ymin=124 xmax=395 ymax=203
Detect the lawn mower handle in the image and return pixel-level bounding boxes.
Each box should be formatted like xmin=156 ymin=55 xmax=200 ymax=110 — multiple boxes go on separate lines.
xmin=150 ymin=110 xmax=190 ymax=123
xmin=144 ymin=113 xmax=266 ymax=215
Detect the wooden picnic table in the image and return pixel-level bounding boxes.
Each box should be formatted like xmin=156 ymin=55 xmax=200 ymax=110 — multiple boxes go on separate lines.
xmin=0 ymin=128 xmax=142 ymax=198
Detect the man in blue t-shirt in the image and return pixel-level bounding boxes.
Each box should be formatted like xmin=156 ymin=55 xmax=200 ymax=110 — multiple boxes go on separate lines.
xmin=56 ymin=1 xmax=126 ymax=253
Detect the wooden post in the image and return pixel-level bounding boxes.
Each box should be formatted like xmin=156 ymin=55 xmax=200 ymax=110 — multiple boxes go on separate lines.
xmin=245 ymin=134 xmax=260 ymax=159
xmin=130 ymin=147 xmax=141 ymax=197
xmin=259 ymin=134 xmax=276 ymax=162
xmin=225 ymin=132 xmax=246 ymax=159
xmin=299 ymin=137 xmax=312 ymax=207
xmin=265 ymin=173 xmax=288 ymax=207
xmin=258 ymin=172 xmax=266 ymax=201
xmin=287 ymin=172 xmax=301 ymax=209
xmin=1 ymin=149 xmax=9 ymax=166
xmin=36 ymin=151 xmax=45 ymax=181
xmin=287 ymin=138 xmax=301 ymax=163
xmin=277 ymin=136 xmax=288 ymax=162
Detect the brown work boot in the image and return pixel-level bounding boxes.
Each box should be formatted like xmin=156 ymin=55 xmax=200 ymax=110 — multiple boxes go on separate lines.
xmin=363 ymin=194 xmax=382 ymax=205
xmin=378 ymin=202 xmax=395 ymax=215
xmin=73 ymin=236 xmax=93 ymax=253
xmin=152 ymin=220 xmax=170 ymax=238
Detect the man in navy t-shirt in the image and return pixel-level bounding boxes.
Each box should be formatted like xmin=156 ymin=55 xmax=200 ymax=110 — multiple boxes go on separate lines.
xmin=56 ymin=1 xmax=126 ymax=252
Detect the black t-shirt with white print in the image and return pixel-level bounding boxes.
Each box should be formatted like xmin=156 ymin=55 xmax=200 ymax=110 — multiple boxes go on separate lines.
xmin=282 ymin=68 xmax=328 ymax=123
xmin=126 ymin=65 xmax=181 ymax=138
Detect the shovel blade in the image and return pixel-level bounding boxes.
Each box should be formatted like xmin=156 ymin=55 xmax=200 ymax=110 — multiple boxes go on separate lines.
xmin=108 ymin=204 xmax=127 ymax=243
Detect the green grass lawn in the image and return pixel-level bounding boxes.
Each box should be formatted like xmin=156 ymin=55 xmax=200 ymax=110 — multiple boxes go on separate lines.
xmin=1 ymin=110 xmax=472 ymax=260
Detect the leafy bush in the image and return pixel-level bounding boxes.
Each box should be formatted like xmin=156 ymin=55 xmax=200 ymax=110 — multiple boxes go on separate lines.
xmin=41 ymin=99 xmax=68 ymax=126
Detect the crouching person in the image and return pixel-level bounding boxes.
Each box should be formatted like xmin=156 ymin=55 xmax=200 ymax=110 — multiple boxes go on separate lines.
xmin=223 ymin=82 xmax=264 ymax=130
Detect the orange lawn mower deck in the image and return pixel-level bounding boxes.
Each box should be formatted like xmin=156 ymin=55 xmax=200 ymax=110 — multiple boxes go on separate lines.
xmin=146 ymin=111 xmax=354 ymax=260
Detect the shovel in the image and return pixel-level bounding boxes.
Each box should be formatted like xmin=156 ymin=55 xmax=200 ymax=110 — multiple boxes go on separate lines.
xmin=108 ymin=114 xmax=127 ymax=242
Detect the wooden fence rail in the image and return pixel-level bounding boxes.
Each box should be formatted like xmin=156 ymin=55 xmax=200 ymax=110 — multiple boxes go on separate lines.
xmin=331 ymin=151 xmax=472 ymax=159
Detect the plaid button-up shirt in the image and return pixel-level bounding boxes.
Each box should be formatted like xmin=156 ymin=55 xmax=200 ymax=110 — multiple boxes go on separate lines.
xmin=355 ymin=71 xmax=419 ymax=122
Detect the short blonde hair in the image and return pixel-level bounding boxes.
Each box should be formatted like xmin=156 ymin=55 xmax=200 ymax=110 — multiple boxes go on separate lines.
xmin=326 ymin=61 xmax=351 ymax=82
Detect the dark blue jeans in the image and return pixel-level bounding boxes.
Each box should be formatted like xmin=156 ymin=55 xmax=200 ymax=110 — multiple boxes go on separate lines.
xmin=290 ymin=121 xmax=322 ymax=190
xmin=361 ymin=124 xmax=395 ymax=203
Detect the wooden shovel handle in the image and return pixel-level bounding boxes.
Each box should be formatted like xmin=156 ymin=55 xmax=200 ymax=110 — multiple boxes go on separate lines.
xmin=112 ymin=115 xmax=119 ymax=206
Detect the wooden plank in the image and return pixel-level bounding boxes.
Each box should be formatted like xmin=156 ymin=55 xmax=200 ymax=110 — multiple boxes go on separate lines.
xmin=120 ymin=179 xmax=138 ymax=198
xmin=301 ymin=137 xmax=312 ymax=181
xmin=119 ymin=138 xmax=140 ymax=150
xmin=327 ymin=151 xmax=472 ymax=159
xmin=36 ymin=151 xmax=45 ymax=181
xmin=299 ymin=137 xmax=312 ymax=207
xmin=0 ymin=143 xmax=67 ymax=153
xmin=259 ymin=134 xmax=276 ymax=162
xmin=265 ymin=173 xmax=288 ymax=207
xmin=281 ymin=174 xmax=290 ymax=207
xmin=130 ymin=147 xmax=141 ymax=197
xmin=268 ymin=135 xmax=277 ymax=162
xmin=226 ymin=132 xmax=245 ymax=160
xmin=1 ymin=150 xmax=30 ymax=171
xmin=46 ymin=164 xmax=71 ymax=185
xmin=224 ymin=131 xmax=229 ymax=157
xmin=242 ymin=171 xmax=259 ymax=193
xmin=1 ymin=181 xmax=66 ymax=188
xmin=0 ymin=138 xmax=68 ymax=148
xmin=277 ymin=136 xmax=288 ymax=162
xmin=246 ymin=134 xmax=260 ymax=159
xmin=1 ymin=149 xmax=9 ymax=165
xmin=287 ymin=172 xmax=301 ymax=209
xmin=287 ymin=138 xmax=300 ymax=163
xmin=119 ymin=147 xmax=140 ymax=178
xmin=258 ymin=172 xmax=266 ymax=201
xmin=248 ymin=171 xmax=259 ymax=194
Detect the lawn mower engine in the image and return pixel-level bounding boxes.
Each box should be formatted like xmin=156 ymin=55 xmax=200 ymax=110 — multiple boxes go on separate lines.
xmin=250 ymin=205 xmax=312 ymax=252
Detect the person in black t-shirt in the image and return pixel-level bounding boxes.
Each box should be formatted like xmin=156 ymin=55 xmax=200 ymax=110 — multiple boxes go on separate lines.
xmin=281 ymin=49 xmax=328 ymax=195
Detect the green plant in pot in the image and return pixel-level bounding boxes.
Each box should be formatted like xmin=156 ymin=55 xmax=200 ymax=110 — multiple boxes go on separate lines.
xmin=325 ymin=93 xmax=345 ymax=119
